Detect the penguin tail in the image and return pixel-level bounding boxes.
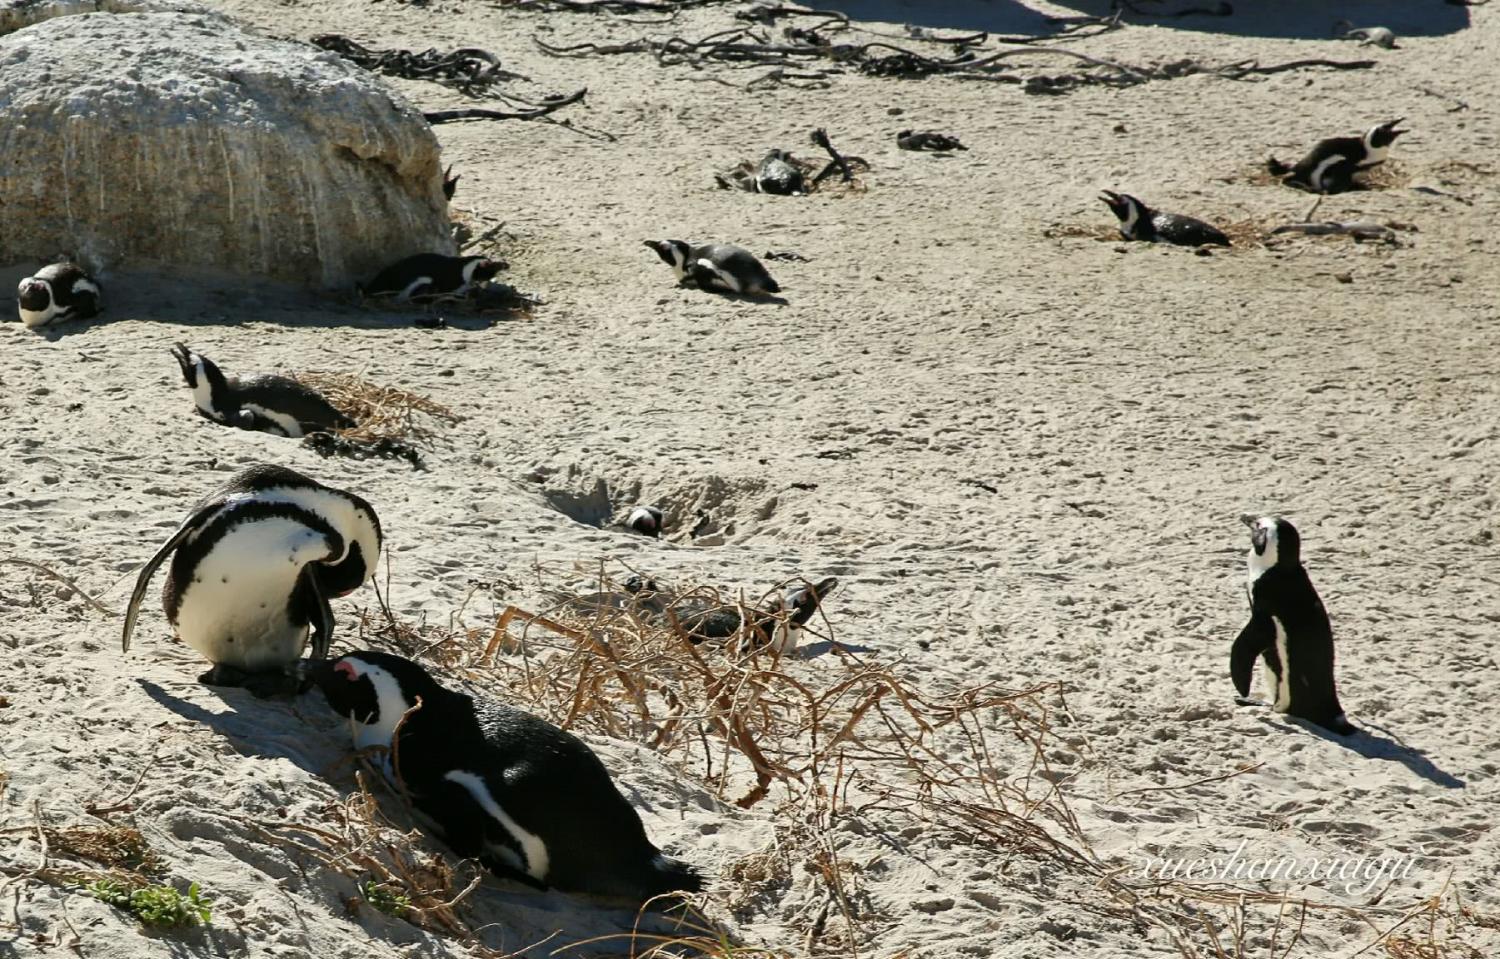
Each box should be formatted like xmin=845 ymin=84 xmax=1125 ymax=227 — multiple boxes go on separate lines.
xmin=643 ymin=853 xmax=704 ymax=898
xmin=762 ymin=278 xmax=781 ymax=295
xmin=1265 ymin=156 xmax=1291 ymax=177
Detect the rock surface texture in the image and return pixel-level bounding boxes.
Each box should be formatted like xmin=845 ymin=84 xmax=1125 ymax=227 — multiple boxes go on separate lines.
xmin=0 ymin=11 xmax=453 ymax=288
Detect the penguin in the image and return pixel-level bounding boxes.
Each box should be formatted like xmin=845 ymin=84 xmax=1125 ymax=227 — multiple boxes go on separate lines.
xmin=1098 ymin=191 xmax=1231 ymax=247
xmin=1230 ymin=515 xmax=1356 ymax=736
xmin=625 ymin=506 xmax=664 ymax=538
xmin=363 ymin=254 xmax=505 ymax=302
xmin=562 ymin=575 xmax=668 ymax=620
xmin=169 ymin=344 xmax=355 ymax=438
xmin=309 ymin=650 xmax=703 ymax=904
xmin=643 ymin=240 xmax=780 ymax=296
xmin=16 ymin=261 xmax=101 ymax=328
xmin=1267 ymin=119 xmax=1406 ymax=194
xmin=754 ymin=149 xmax=807 ymax=195
xmin=896 ymin=130 xmax=968 ymax=152
xmin=121 ymin=464 xmax=383 ymax=697
xmin=670 ymin=576 xmax=838 ymax=655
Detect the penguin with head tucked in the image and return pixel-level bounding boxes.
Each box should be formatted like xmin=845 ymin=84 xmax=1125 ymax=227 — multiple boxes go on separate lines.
xmin=16 ymin=261 xmax=101 ymax=328
xmin=121 ymin=464 xmax=382 ymax=697
xmin=1231 ymin=515 xmax=1356 ymax=736
xmin=309 ymin=650 xmax=703 ymax=905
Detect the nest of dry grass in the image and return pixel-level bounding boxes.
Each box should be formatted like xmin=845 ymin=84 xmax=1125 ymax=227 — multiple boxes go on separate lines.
xmin=714 ymin=154 xmax=869 ymax=195
xmin=292 ymin=372 xmax=460 ymax=448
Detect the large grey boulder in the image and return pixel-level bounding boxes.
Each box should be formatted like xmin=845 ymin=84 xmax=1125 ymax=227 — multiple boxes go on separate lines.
xmin=0 ymin=11 xmax=454 ymax=288
xmin=0 ymin=0 xmax=216 ymax=35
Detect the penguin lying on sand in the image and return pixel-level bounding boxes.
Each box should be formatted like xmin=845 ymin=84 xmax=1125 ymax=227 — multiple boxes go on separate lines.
xmin=668 ymin=576 xmax=838 ymax=655
xmin=755 ymin=150 xmax=807 ymax=195
xmin=170 ymin=344 xmax=354 ymax=438
xmin=121 ymin=465 xmax=382 ymax=697
xmin=1231 ymin=515 xmax=1356 ymax=736
xmin=1267 ymin=119 xmax=1406 ymax=194
xmin=1099 ymin=191 xmax=1230 ymax=247
xmin=16 ymin=261 xmax=101 ymax=328
xmin=621 ymin=505 xmax=664 ymax=539
xmin=644 ymin=240 xmax=780 ymax=296
xmin=897 ymin=130 xmax=968 ymax=152
xmin=310 ymin=650 xmax=703 ymax=905
xmin=363 ymin=254 xmax=505 ymax=302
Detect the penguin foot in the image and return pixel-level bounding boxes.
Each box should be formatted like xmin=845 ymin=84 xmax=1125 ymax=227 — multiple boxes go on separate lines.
xmin=198 ymin=664 xmax=305 ymax=698
xmin=1233 ymin=696 xmax=1266 ymax=707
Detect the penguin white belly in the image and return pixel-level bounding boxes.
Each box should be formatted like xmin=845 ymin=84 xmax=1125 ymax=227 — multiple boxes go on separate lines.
xmin=696 ymin=259 xmax=741 ymax=293
xmin=174 ymin=520 xmax=329 ymax=670
xmin=241 ymin=403 xmax=303 ymax=438
xmin=18 ymin=301 xmax=57 ymax=328
xmin=1309 ymin=154 xmax=1346 ymax=191
xmin=1268 ymin=616 xmax=1292 ymax=712
xmin=443 ymin=770 xmax=550 ymax=880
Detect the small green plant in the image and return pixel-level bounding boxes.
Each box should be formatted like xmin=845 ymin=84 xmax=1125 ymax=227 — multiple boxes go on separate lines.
xmin=359 ymin=878 xmax=412 ymax=918
xmin=87 ymin=878 xmax=212 ymax=928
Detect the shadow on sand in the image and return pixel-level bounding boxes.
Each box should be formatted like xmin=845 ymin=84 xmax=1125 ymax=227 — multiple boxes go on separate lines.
xmin=1290 ymin=716 xmax=1466 ymax=789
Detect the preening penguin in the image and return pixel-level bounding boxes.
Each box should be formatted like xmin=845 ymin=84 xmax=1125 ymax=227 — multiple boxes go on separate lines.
xmin=1267 ymin=119 xmax=1406 ymax=194
xmin=170 ymin=344 xmax=355 ymax=438
xmin=643 ymin=240 xmax=780 ymax=296
xmin=755 ymin=149 xmax=807 ymax=195
xmin=16 ymin=261 xmax=102 ymax=328
xmin=121 ymin=465 xmax=383 ymax=697
xmin=363 ymin=254 xmax=505 ymax=302
xmin=673 ymin=576 xmax=839 ymax=655
xmin=310 ymin=650 xmax=703 ymax=904
xmin=1230 ymin=515 xmax=1356 ymax=736
xmin=625 ymin=505 xmax=664 ymax=538
xmin=1098 ymin=191 xmax=1230 ymax=247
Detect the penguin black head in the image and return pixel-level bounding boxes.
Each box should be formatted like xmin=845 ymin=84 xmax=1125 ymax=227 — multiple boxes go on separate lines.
xmin=169 ymin=344 xmax=235 ymax=422
xmin=775 ymin=576 xmax=839 ymax=627
xmin=644 ymin=239 xmax=692 ymax=277
xmin=1099 ymin=190 xmax=1151 ymax=233
xmin=461 ymin=257 xmax=505 ymax=286
xmin=16 ymin=277 xmax=52 ymax=313
xmin=623 ymin=575 xmax=660 ymax=595
xmin=1241 ymin=514 xmax=1301 ymax=577
xmin=315 ymin=492 xmax=383 ymax=597
xmin=626 ymin=505 xmax=664 ymax=538
xmin=312 ymin=650 xmax=442 ymax=744
xmin=1367 ymin=118 xmax=1406 ymax=150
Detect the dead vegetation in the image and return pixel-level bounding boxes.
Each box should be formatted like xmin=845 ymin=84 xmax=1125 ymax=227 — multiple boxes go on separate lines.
xmin=1043 ymin=217 xmax=1275 ymax=249
xmin=289 ymin=371 xmax=461 ymax=468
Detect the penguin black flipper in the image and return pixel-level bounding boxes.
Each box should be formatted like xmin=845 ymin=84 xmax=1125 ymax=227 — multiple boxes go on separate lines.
xmin=1230 ymin=612 xmax=1275 ymax=700
xmin=301 ymin=567 xmax=336 ymax=661
xmin=121 ymin=501 xmax=226 ymax=653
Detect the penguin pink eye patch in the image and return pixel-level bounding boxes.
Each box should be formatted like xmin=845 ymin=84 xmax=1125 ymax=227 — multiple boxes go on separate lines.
xmin=334 ymin=660 xmax=359 ymax=680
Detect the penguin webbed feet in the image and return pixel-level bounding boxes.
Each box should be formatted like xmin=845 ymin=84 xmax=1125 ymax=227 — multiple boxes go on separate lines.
xmin=198 ymin=662 xmax=310 ymax=699
xmin=1233 ymin=695 xmax=1265 ymax=707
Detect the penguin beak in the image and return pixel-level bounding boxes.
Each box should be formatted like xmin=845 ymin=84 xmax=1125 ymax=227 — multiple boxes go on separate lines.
xmin=1239 ymin=514 xmax=1258 ymax=529
xmin=1098 ymin=190 xmax=1120 ymax=208
xmin=1383 ymin=118 xmax=1407 ymax=137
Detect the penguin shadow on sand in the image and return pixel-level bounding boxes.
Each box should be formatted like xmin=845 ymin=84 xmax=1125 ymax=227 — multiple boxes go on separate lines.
xmin=1278 ymin=716 xmax=1465 ymax=789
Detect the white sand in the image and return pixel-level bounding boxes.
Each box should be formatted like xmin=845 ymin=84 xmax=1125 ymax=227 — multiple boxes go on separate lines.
xmin=2 ymin=1 xmax=1497 ymax=957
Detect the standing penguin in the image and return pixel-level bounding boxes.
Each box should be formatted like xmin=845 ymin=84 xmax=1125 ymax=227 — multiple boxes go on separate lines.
xmin=670 ymin=576 xmax=839 ymax=655
xmin=1267 ymin=119 xmax=1406 ymax=194
xmin=1230 ymin=515 xmax=1356 ymax=736
xmin=1098 ymin=191 xmax=1230 ymax=247
xmin=310 ymin=650 xmax=703 ymax=904
xmin=363 ymin=254 xmax=505 ymax=302
xmin=16 ymin=261 xmax=102 ymax=328
xmin=121 ymin=465 xmax=383 ymax=697
xmin=170 ymin=344 xmax=355 ymax=438
xmin=755 ymin=150 xmax=807 ymax=195
xmin=643 ymin=240 xmax=780 ymax=296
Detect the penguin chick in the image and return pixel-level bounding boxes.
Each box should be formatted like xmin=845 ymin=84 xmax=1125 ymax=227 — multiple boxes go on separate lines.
xmin=169 ymin=344 xmax=355 ymax=438
xmin=896 ymin=129 xmax=968 ymax=152
xmin=755 ymin=149 xmax=807 ymax=195
xmin=121 ymin=464 xmax=383 ymax=698
xmin=672 ymin=576 xmax=838 ymax=655
xmin=16 ymin=261 xmax=102 ymax=328
xmin=310 ymin=650 xmax=704 ymax=904
xmin=364 ymin=254 xmax=505 ymax=302
xmin=625 ymin=506 xmax=664 ymax=538
xmin=1231 ymin=515 xmax=1356 ymax=736
xmin=1098 ymin=191 xmax=1230 ymax=247
xmin=1267 ymin=119 xmax=1406 ymax=194
xmin=643 ymin=240 xmax=780 ymax=296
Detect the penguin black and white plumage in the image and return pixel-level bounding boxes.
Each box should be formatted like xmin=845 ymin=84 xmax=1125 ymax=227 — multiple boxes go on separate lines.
xmin=896 ymin=130 xmax=968 ymax=152
xmin=643 ymin=240 xmax=780 ymax=296
xmin=1098 ymin=191 xmax=1231 ymax=247
xmin=310 ymin=650 xmax=703 ymax=904
xmin=1230 ymin=515 xmax=1356 ymax=736
xmin=625 ymin=506 xmax=664 ymax=538
xmin=672 ymin=576 xmax=838 ymax=655
xmin=755 ymin=149 xmax=807 ymax=195
xmin=16 ymin=261 xmax=101 ymax=328
xmin=121 ymin=464 xmax=382 ymax=697
xmin=169 ymin=344 xmax=355 ymax=438
xmin=363 ymin=254 xmax=505 ymax=302
xmin=1267 ymin=119 xmax=1406 ymax=194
